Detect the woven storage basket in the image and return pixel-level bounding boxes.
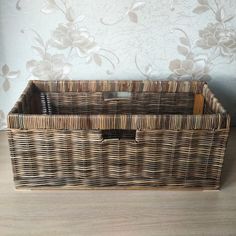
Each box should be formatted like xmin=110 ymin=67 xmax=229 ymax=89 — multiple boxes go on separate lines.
xmin=8 ymin=80 xmax=230 ymax=190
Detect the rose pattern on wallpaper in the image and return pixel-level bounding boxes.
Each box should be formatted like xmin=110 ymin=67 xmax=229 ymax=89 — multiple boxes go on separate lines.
xmin=26 ymin=30 xmax=72 ymax=80
xmin=0 ymin=0 xmax=236 ymax=129
xmin=194 ymin=0 xmax=236 ymax=61
xmin=169 ymin=0 xmax=236 ymax=80
xmin=197 ymin=23 xmax=236 ymax=59
xmin=168 ymin=28 xmax=212 ymax=81
xmin=19 ymin=0 xmax=236 ymax=81
xmin=25 ymin=0 xmax=120 ymax=80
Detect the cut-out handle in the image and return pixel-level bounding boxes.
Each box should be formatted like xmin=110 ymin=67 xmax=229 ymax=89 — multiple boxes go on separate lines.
xmin=102 ymin=129 xmax=136 ymax=141
xmin=103 ymin=92 xmax=132 ymax=101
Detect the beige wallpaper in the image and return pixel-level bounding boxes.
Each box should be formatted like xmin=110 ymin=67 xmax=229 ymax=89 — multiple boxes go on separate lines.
xmin=0 ymin=0 xmax=236 ymax=129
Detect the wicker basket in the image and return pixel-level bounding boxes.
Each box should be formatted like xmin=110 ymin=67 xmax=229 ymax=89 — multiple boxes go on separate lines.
xmin=8 ymin=80 xmax=230 ymax=190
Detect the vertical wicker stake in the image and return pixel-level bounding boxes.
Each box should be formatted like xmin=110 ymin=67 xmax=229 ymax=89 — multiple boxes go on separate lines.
xmin=193 ymin=94 xmax=204 ymax=115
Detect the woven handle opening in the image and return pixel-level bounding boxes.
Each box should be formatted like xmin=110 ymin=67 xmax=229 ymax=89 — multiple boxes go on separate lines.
xmin=102 ymin=129 xmax=136 ymax=140
xmin=103 ymin=92 xmax=132 ymax=101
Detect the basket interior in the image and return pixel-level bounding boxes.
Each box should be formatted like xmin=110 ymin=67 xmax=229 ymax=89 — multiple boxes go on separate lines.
xmin=40 ymin=91 xmax=197 ymax=115
xmin=13 ymin=81 xmax=214 ymax=115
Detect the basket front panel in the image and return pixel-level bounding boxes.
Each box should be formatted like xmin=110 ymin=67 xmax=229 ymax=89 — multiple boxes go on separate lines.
xmin=8 ymin=129 xmax=229 ymax=189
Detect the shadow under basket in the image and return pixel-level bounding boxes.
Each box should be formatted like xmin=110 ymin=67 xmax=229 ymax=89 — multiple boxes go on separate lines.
xmin=7 ymin=80 xmax=230 ymax=190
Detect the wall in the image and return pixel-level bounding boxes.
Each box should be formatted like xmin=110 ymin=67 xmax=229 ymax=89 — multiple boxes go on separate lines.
xmin=0 ymin=0 xmax=236 ymax=129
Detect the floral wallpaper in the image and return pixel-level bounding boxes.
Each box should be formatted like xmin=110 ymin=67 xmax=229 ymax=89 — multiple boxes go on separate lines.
xmin=0 ymin=0 xmax=236 ymax=129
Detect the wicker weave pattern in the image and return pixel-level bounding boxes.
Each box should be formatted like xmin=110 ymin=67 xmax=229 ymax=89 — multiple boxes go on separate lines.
xmin=7 ymin=80 xmax=230 ymax=189
xmin=8 ymin=129 xmax=229 ymax=189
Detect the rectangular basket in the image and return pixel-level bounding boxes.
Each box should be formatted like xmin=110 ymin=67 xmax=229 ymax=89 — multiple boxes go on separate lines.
xmin=7 ymin=80 xmax=230 ymax=190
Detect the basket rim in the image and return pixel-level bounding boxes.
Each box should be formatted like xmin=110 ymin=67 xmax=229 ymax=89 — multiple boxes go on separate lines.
xmin=31 ymin=79 xmax=206 ymax=92
xmin=7 ymin=80 xmax=231 ymax=130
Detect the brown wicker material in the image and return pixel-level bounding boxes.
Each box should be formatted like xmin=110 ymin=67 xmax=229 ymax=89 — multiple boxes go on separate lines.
xmin=7 ymin=80 xmax=230 ymax=189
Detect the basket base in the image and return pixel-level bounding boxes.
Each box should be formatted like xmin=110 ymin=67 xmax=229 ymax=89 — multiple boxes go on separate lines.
xmin=14 ymin=186 xmax=220 ymax=191
xmin=13 ymin=177 xmax=220 ymax=190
